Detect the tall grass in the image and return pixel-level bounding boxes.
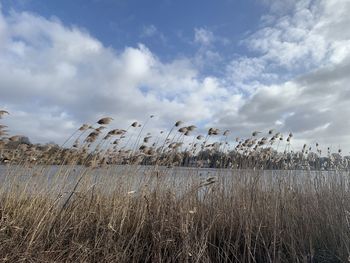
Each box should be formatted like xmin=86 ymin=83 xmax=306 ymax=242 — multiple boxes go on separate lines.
xmin=0 ymin=111 xmax=349 ymax=262
xmin=0 ymin=167 xmax=349 ymax=262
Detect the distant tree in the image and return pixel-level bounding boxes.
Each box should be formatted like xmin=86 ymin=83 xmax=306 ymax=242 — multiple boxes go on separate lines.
xmin=19 ymin=136 xmax=31 ymax=145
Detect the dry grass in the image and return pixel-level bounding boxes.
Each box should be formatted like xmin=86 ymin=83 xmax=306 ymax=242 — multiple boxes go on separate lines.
xmin=0 ymin=111 xmax=350 ymax=262
xmin=0 ymin=168 xmax=349 ymax=262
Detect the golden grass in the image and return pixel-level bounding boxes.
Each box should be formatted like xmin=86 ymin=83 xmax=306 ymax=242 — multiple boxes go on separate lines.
xmin=0 ymin=110 xmax=349 ymax=262
xmin=0 ymin=168 xmax=349 ymax=262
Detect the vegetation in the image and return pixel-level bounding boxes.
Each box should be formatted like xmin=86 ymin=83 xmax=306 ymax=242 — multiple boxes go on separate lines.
xmin=0 ymin=110 xmax=349 ymax=262
xmin=1 ymin=112 xmax=349 ymax=170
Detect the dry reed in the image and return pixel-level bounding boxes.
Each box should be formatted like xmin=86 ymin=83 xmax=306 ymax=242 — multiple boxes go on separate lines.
xmin=0 ymin=110 xmax=349 ymax=262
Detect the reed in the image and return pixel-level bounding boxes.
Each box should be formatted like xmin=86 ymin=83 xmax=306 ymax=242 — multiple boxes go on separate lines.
xmin=0 ymin=110 xmax=349 ymax=262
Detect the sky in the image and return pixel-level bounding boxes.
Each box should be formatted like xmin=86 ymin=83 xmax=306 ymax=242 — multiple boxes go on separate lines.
xmin=0 ymin=0 xmax=350 ymax=153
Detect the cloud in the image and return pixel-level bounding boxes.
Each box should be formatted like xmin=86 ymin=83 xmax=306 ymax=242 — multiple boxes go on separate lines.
xmin=246 ymin=0 xmax=350 ymax=70
xmin=194 ymin=27 xmax=214 ymax=46
xmin=260 ymin=0 xmax=305 ymax=14
xmin=140 ymin=24 xmax=166 ymax=43
xmin=1 ymin=1 xmax=350 ymax=153
xmin=193 ymin=27 xmax=230 ymax=47
xmin=0 ymin=9 xmax=229 ymax=143
xmin=140 ymin=24 xmax=157 ymax=38
xmin=214 ymin=0 xmax=350 ymax=152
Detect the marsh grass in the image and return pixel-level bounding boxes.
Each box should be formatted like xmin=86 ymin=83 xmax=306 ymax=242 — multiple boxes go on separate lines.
xmin=0 ymin=167 xmax=349 ymax=262
xmin=0 ymin=111 xmax=350 ymax=262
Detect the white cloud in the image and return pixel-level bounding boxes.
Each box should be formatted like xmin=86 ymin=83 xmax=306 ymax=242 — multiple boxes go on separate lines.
xmin=193 ymin=27 xmax=229 ymax=47
xmin=140 ymin=24 xmax=166 ymax=43
xmin=194 ymin=27 xmax=214 ymax=46
xmin=216 ymin=0 xmax=350 ymax=152
xmin=0 ymin=9 xmax=229 ymax=143
xmin=246 ymin=0 xmax=350 ymax=70
xmin=141 ymin=24 xmax=157 ymax=37
xmin=1 ymin=1 xmax=350 ymax=153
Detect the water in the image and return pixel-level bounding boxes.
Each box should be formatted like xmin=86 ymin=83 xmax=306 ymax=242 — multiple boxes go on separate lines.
xmin=0 ymin=165 xmax=349 ymax=198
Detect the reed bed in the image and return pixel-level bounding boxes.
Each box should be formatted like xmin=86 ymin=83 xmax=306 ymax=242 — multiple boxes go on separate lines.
xmin=0 ymin=111 xmax=349 ymax=262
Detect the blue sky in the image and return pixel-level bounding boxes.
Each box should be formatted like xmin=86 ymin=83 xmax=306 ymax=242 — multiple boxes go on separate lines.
xmin=1 ymin=0 xmax=350 ymax=152
xmin=1 ymin=0 xmax=264 ymax=61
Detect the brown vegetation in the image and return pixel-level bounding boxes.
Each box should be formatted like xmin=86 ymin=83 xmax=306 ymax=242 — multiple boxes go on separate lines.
xmin=0 ymin=110 xmax=349 ymax=262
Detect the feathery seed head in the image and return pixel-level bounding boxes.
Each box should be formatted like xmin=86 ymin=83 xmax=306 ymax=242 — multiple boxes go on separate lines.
xmin=78 ymin=124 xmax=89 ymax=131
xmin=178 ymin=127 xmax=188 ymax=133
xmin=97 ymin=117 xmax=113 ymax=125
xmin=187 ymin=125 xmax=197 ymax=131
xmin=0 ymin=110 xmax=9 ymax=119
xmin=175 ymin=121 xmax=183 ymax=127
xmin=252 ymin=131 xmax=261 ymax=137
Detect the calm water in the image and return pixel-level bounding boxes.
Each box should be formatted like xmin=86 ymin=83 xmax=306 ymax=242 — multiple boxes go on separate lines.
xmin=0 ymin=165 xmax=348 ymax=198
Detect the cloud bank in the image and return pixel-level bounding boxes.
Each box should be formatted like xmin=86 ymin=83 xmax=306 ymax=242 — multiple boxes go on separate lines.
xmin=0 ymin=0 xmax=350 ymax=153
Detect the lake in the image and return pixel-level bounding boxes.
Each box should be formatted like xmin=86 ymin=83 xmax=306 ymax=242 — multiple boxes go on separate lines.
xmin=0 ymin=165 xmax=348 ymax=199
